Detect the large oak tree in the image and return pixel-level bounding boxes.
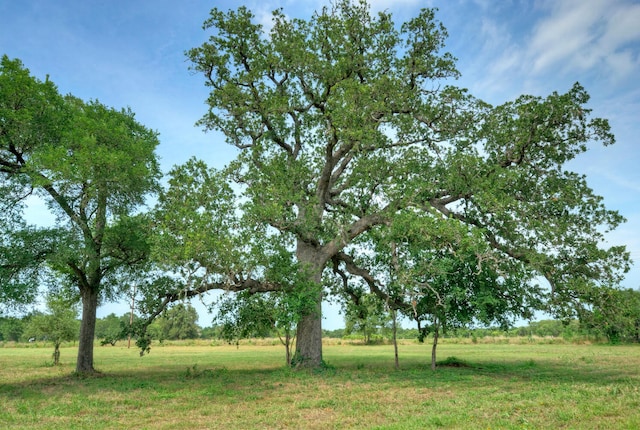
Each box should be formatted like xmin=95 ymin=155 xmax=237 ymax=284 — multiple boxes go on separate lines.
xmin=153 ymin=1 xmax=629 ymax=367
xmin=0 ymin=56 xmax=160 ymax=373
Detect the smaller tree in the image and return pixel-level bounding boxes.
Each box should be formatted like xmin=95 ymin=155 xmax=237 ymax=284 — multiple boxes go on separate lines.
xmin=214 ymin=286 xmax=318 ymax=366
xmin=580 ymin=288 xmax=640 ymax=343
xmin=24 ymin=294 xmax=79 ymax=365
xmin=0 ymin=56 xmax=161 ymax=373
xmin=359 ymin=210 xmax=544 ymax=370
xmin=343 ymin=292 xmax=388 ymax=344
xmin=96 ymin=313 xmax=129 ymax=346
xmin=0 ymin=316 xmax=24 ymax=342
xmin=156 ymin=303 xmax=200 ymax=340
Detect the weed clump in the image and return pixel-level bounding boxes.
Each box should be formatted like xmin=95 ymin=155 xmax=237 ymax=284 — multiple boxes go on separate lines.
xmin=436 ymin=356 xmax=471 ymax=368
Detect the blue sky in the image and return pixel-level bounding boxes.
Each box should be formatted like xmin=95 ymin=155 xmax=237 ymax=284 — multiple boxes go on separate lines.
xmin=1 ymin=0 xmax=639 ymax=329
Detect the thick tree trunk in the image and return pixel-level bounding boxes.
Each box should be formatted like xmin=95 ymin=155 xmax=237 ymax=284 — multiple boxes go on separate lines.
xmin=76 ymin=286 xmax=99 ymax=373
xmin=293 ymin=241 xmax=326 ymax=368
xmin=294 ymin=297 xmax=323 ymax=367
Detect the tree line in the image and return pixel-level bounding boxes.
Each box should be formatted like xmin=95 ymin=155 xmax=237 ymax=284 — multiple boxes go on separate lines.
xmin=1 ymin=0 xmax=634 ymax=373
xmin=3 ymin=287 xmax=638 ymax=347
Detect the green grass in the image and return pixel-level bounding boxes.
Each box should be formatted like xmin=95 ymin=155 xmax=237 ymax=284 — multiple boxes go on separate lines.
xmin=1 ymin=340 xmax=639 ymax=429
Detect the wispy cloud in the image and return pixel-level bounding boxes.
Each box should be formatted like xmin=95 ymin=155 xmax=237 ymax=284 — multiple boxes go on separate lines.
xmin=464 ymin=0 xmax=640 ymax=100
xmin=529 ymin=0 xmax=640 ymax=79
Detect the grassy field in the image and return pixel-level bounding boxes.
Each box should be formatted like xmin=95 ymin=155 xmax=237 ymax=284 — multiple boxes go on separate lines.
xmin=1 ymin=339 xmax=639 ymax=429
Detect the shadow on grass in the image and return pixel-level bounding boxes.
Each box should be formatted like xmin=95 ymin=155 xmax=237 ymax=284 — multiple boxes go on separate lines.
xmin=1 ymin=350 xmax=636 ymax=401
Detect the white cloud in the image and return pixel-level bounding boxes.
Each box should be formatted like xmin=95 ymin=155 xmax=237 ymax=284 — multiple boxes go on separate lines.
xmin=529 ymin=0 xmax=605 ymax=73
xmin=459 ymin=0 xmax=640 ymax=102
xmin=529 ymin=0 xmax=640 ymax=80
xmin=601 ymin=4 xmax=640 ymax=50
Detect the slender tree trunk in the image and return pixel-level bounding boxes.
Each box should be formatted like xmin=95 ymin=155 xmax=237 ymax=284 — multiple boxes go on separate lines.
xmin=285 ymin=331 xmax=292 ymax=366
xmin=431 ymin=319 xmax=440 ymax=371
xmin=392 ymin=308 xmax=399 ymax=370
xmin=53 ymin=343 xmax=61 ymax=366
xmin=293 ymin=241 xmax=326 ymax=368
xmin=128 ymin=285 xmax=136 ymax=349
xmin=76 ymin=286 xmax=99 ymax=373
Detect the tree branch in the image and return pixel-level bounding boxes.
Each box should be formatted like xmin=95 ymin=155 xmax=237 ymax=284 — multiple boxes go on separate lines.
xmin=334 ymin=252 xmax=409 ymax=312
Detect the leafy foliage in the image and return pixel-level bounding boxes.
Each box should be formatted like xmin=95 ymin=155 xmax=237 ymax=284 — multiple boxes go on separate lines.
xmin=177 ymin=0 xmax=631 ymax=367
xmin=579 ymin=288 xmax=640 ymax=343
xmin=213 ymin=278 xmax=320 ymax=365
xmin=154 ymin=303 xmax=200 ymax=341
xmin=0 ymin=55 xmax=161 ymax=372
xmin=0 ymin=225 xmax=61 ymax=313
xmin=343 ymin=293 xmax=389 ymax=344
xmin=0 ymin=316 xmax=25 ymax=341
xmin=96 ymin=313 xmax=130 ymax=346
xmin=23 ymin=293 xmax=79 ymax=365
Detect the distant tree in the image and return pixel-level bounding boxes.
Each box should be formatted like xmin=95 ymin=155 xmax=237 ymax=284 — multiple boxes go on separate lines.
xmin=343 ymin=292 xmax=388 ymax=344
xmin=200 ymin=325 xmax=222 ymax=340
xmin=156 ymin=303 xmax=200 ymax=340
xmin=0 ymin=316 xmax=24 ymax=342
xmin=527 ymin=320 xmax=565 ymax=337
xmin=580 ymin=288 xmax=640 ymax=343
xmin=24 ymin=294 xmax=79 ymax=365
xmin=0 ymin=56 xmax=161 ymax=373
xmin=95 ymin=313 xmax=129 ymax=346
xmin=322 ymin=328 xmax=345 ymax=339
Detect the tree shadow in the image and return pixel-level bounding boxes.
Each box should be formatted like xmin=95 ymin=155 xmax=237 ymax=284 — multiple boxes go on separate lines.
xmin=1 ymin=351 xmax=637 ymax=401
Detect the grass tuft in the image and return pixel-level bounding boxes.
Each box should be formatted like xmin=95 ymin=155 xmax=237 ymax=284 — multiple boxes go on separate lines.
xmin=436 ymin=356 xmax=471 ymax=367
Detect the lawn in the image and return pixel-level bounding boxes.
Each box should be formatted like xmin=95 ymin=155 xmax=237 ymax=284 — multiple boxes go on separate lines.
xmin=1 ymin=339 xmax=639 ymax=429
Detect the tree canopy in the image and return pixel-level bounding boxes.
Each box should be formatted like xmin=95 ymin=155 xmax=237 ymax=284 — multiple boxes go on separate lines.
xmin=0 ymin=55 xmax=161 ymax=372
xmin=143 ymin=0 xmax=631 ymax=367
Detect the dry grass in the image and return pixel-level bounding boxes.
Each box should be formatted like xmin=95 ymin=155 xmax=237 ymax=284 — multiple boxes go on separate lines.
xmin=1 ymin=340 xmax=639 ymax=429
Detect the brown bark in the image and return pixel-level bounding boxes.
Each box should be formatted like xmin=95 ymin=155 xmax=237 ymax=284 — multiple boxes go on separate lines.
xmin=431 ymin=319 xmax=440 ymax=371
xmin=293 ymin=240 xmax=327 ymax=368
xmin=294 ymin=302 xmax=323 ymax=367
xmin=76 ymin=286 xmax=99 ymax=373
xmin=392 ymin=308 xmax=399 ymax=370
xmin=53 ymin=343 xmax=61 ymax=366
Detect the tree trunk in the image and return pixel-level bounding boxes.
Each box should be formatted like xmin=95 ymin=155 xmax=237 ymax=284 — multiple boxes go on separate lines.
xmin=285 ymin=332 xmax=291 ymax=366
xmin=76 ymin=286 xmax=99 ymax=373
xmin=431 ymin=320 xmax=440 ymax=371
xmin=293 ymin=241 xmax=326 ymax=368
xmin=392 ymin=308 xmax=399 ymax=370
xmin=294 ymin=294 xmax=323 ymax=367
xmin=53 ymin=343 xmax=61 ymax=366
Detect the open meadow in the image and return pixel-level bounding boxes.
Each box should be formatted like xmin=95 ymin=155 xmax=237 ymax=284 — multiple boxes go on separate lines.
xmin=1 ymin=339 xmax=639 ymax=429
